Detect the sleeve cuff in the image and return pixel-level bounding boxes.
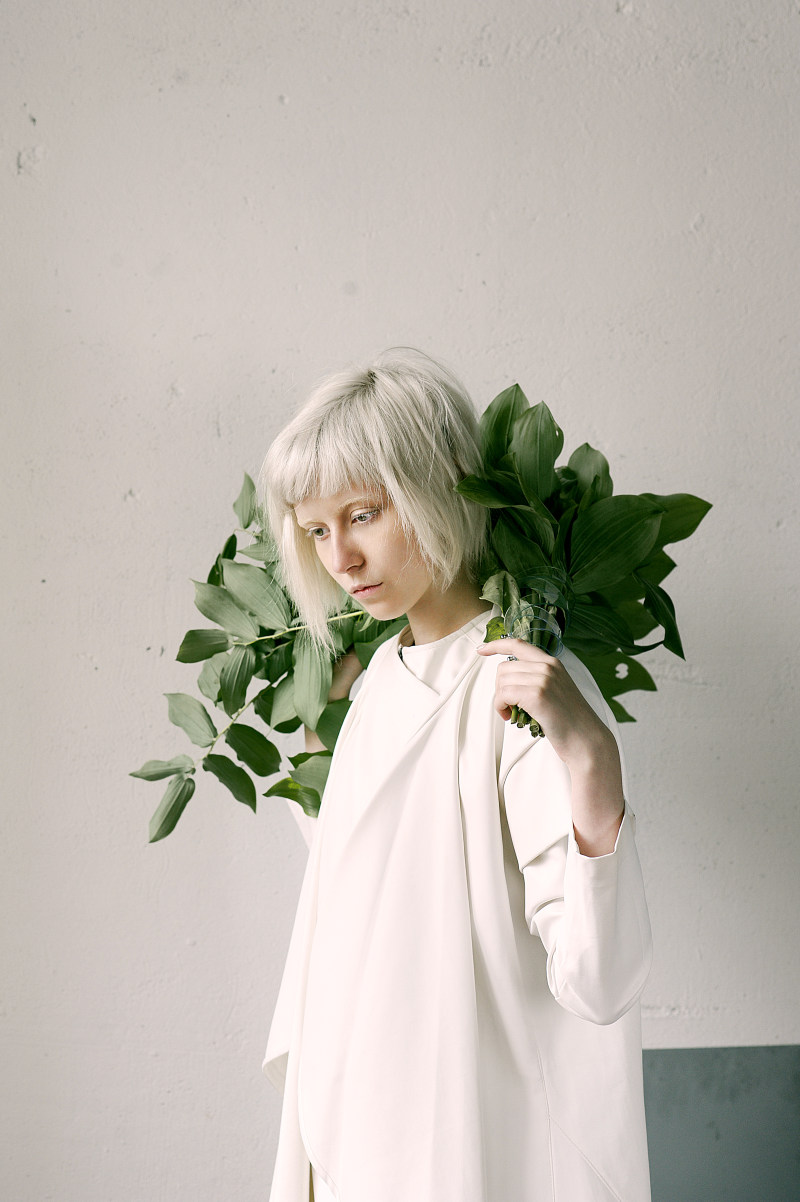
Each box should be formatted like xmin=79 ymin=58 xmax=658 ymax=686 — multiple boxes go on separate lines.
xmin=568 ymin=802 xmax=635 ymax=860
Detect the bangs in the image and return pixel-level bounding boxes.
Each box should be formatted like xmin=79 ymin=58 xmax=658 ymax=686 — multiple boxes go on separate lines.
xmin=271 ymin=388 xmax=387 ymax=510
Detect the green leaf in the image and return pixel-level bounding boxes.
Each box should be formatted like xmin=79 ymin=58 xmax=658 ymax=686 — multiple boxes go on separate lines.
xmin=638 ymin=550 xmax=676 ymax=586
xmin=238 ymin=536 xmax=280 ymax=562
xmin=492 ymin=461 xmax=529 ymax=505
xmin=289 ymin=750 xmax=333 ymax=795
xmin=517 ymin=566 xmax=571 ymax=616
xmin=577 ymin=475 xmax=605 ymax=513
xmin=203 ymin=753 xmax=257 ymax=811
xmin=555 ymin=465 xmax=580 ymax=504
xmin=636 ymin=577 xmax=685 ymax=658
xmin=564 ymin=600 xmax=640 ymax=656
xmin=270 ymin=674 xmax=301 ymax=732
xmin=192 ymin=581 xmax=260 ymax=640
xmin=353 ymin=616 xmax=409 ymax=669
xmin=206 ymin=535 xmax=238 ymax=588
xmin=480 ymin=571 xmax=521 ymax=612
xmin=198 ymin=651 xmax=229 ymax=704
xmin=149 ymin=774 xmax=196 ymax=842
xmin=225 ymin=724 xmax=282 ymax=776
xmin=552 ymin=505 xmax=576 ymax=569
xmin=615 ymin=599 xmax=660 ymax=640
xmin=502 ymin=502 xmax=556 ymax=556
xmin=220 ymin=643 xmax=256 ymax=716
xmin=569 ymin=495 xmax=664 ymax=594
xmin=574 ymin=650 xmax=657 ymax=700
xmin=455 ymin=475 xmax=520 ymax=508
xmin=490 ymin=517 xmax=548 ymax=579
xmin=484 ymin=616 xmax=507 ymax=642
xmin=330 ymin=613 xmax=359 ymax=650
xmin=176 ymin=629 xmax=232 ymax=663
xmin=510 ymin=401 xmax=564 ymax=503
xmin=640 ymin=493 xmax=712 ymax=549
xmin=264 ymin=641 xmax=294 ymax=682
xmin=221 ymin=560 xmax=292 ymax=630
xmin=264 ymin=777 xmax=321 ymax=818
xmin=567 ymin=443 xmax=613 ymax=500
xmin=479 ymin=383 xmax=530 ymax=467
xmin=352 ymin=612 xmax=383 ymax=644
xmin=165 ymin=693 xmax=218 ymax=747
xmin=233 ymin=473 xmax=257 ymax=529
xmin=314 ymin=698 xmax=352 ymax=751
xmin=597 ymin=551 xmax=676 ymax=606
xmin=130 ymin=754 xmax=195 ymax=781
xmin=292 ymin=634 xmax=333 ymax=728
xmin=252 ymin=686 xmax=274 ymax=725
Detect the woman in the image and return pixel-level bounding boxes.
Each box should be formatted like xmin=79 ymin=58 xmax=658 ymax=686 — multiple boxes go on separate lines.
xmin=258 ymin=348 xmax=653 ymax=1202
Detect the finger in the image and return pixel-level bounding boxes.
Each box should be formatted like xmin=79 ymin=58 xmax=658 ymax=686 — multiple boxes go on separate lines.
xmin=476 ymin=639 xmax=556 ymax=662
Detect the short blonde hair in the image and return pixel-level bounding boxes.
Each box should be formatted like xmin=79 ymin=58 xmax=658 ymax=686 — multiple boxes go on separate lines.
xmin=257 ymin=347 xmax=489 ymax=653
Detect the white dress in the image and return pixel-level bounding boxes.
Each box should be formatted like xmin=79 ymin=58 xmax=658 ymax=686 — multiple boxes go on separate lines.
xmin=267 ymin=605 xmax=653 ymax=1202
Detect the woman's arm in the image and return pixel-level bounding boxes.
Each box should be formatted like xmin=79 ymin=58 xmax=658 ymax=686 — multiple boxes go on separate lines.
xmin=494 ymin=648 xmax=653 ymax=1024
xmin=517 ymin=798 xmax=652 ymax=1025
xmin=477 ymin=639 xmax=626 ymax=855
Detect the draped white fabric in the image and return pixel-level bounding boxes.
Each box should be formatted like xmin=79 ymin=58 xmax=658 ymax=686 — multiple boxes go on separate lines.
xmin=265 ymin=605 xmax=652 ymax=1201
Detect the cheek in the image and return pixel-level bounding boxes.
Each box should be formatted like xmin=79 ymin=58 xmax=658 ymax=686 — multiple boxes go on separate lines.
xmin=391 ymin=542 xmax=424 ymax=578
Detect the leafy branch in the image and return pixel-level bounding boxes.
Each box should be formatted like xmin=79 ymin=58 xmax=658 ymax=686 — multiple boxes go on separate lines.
xmin=459 ymin=383 xmax=711 ymax=727
xmin=131 ymin=389 xmax=710 ymax=842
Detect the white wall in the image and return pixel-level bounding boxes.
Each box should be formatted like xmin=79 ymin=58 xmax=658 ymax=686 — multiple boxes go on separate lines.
xmin=3 ymin=1 xmax=799 ymax=1197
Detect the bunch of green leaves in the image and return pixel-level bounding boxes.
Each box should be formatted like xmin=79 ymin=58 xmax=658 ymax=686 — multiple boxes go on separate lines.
xmin=130 ymin=475 xmax=406 ymax=842
xmin=457 ymin=384 xmax=711 ymax=724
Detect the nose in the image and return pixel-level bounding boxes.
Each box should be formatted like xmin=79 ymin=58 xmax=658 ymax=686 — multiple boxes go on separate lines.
xmin=327 ymin=528 xmax=365 ymax=576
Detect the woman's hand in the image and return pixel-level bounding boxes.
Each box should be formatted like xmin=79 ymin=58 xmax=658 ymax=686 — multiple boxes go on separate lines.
xmin=329 ymin=648 xmax=364 ymax=701
xmin=476 ymin=639 xmax=625 ymax=856
xmin=475 ymin=640 xmax=607 ymax=769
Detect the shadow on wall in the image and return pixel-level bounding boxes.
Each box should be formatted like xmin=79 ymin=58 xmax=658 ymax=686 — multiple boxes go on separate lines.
xmin=643 ymin=1046 xmax=800 ymax=1201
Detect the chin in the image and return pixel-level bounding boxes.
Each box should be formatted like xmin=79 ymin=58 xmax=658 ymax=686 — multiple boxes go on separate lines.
xmin=357 ymin=596 xmax=404 ymax=621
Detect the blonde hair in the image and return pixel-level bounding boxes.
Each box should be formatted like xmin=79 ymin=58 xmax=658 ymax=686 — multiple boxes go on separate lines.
xmin=257 ymin=347 xmax=489 ymax=653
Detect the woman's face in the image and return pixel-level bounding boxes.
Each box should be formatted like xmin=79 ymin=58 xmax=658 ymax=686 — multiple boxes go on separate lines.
xmin=293 ymin=485 xmax=437 ymax=623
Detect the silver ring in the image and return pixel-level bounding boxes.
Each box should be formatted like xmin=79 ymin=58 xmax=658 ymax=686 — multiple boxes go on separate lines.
xmin=506 ymin=654 xmax=517 ymax=661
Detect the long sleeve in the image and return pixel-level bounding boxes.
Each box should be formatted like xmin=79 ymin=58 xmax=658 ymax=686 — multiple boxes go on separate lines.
xmin=499 ymin=651 xmax=653 ymax=1026
xmin=519 ymin=802 xmax=652 ymax=1024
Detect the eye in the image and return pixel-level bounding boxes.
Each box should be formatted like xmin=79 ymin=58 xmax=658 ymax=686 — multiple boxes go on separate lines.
xmin=305 ymin=526 xmax=327 ymax=540
xmin=353 ymin=507 xmax=380 ymax=524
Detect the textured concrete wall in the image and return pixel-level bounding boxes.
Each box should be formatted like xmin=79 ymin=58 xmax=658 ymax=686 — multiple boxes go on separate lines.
xmin=3 ymin=0 xmax=799 ymax=1197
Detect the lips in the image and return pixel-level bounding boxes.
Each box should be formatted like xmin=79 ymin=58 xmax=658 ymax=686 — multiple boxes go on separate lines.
xmin=351 ymin=583 xmax=382 ymax=596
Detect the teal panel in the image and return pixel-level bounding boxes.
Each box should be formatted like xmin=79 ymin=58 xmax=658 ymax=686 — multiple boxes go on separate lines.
xmin=643 ymin=1046 xmax=800 ymax=1201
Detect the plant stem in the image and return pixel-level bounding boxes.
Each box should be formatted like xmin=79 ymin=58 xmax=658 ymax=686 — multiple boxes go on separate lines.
xmin=193 ymin=609 xmax=370 ymax=767
xmin=243 ymin=609 xmax=369 ymax=645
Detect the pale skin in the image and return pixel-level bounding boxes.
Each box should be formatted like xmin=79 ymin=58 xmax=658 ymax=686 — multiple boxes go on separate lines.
xmin=293 ymin=485 xmax=624 ymax=857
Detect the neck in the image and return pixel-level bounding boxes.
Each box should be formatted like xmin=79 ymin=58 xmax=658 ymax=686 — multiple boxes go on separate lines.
xmin=404 ymin=569 xmax=492 ymax=646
